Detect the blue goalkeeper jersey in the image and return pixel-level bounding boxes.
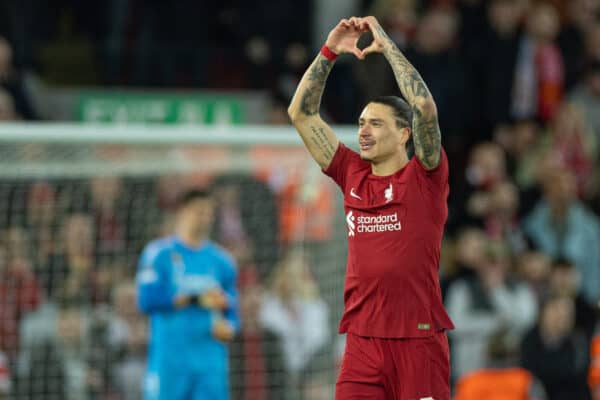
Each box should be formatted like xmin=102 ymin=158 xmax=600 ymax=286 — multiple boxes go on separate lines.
xmin=136 ymin=236 xmax=239 ymax=374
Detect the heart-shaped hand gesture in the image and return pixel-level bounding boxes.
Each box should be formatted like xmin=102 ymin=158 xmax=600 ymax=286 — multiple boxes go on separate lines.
xmin=325 ymin=16 xmax=386 ymax=60
xmin=358 ymin=16 xmax=386 ymax=58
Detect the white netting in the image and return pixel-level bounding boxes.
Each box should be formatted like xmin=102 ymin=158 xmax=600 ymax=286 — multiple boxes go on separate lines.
xmin=0 ymin=123 xmax=357 ymax=400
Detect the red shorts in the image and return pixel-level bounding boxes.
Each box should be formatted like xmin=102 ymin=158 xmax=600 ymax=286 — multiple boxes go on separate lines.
xmin=336 ymin=331 xmax=450 ymax=400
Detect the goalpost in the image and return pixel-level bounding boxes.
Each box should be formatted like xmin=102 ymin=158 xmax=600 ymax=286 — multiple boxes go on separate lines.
xmin=0 ymin=123 xmax=355 ymax=400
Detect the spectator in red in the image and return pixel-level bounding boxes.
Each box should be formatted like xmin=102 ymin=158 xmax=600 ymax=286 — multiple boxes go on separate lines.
xmin=0 ymin=230 xmax=43 ymax=362
xmin=512 ymin=2 xmax=564 ymax=123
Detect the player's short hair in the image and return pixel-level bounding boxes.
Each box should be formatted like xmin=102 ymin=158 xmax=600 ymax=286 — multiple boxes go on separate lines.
xmin=369 ymin=96 xmax=414 ymax=156
xmin=175 ymin=188 xmax=213 ymax=209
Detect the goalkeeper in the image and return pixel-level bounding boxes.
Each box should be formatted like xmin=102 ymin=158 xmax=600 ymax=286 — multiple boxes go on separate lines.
xmin=136 ymin=188 xmax=239 ymax=400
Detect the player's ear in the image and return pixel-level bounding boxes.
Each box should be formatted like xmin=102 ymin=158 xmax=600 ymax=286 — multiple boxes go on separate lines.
xmin=401 ymin=127 xmax=411 ymax=145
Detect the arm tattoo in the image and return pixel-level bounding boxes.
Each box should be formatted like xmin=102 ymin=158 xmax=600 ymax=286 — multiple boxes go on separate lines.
xmin=299 ymin=55 xmax=335 ymax=116
xmin=412 ymin=106 xmax=441 ymax=169
xmin=376 ymin=25 xmax=441 ymax=168
xmin=309 ymin=124 xmax=336 ymax=160
xmin=376 ymin=25 xmax=431 ymax=104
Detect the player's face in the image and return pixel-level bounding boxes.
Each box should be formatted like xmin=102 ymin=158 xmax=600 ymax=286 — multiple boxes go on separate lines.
xmin=183 ymin=197 xmax=215 ymax=234
xmin=358 ymin=103 xmax=409 ymax=163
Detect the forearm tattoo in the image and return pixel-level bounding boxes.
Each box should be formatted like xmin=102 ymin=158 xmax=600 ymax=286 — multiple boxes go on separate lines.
xmin=308 ymin=124 xmax=336 ymax=160
xmin=300 ymin=55 xmax=335 ymax=116
xmin=376 ymin=25 xmax=431 ymax=103
xmin=376 ymin=25 xmax=441 ymax=168
xmin=412 ymin=106 xmax=441 ymax=169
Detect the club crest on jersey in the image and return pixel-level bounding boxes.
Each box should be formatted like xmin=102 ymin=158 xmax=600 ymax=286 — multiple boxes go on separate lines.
xmin=384 ymin=183 xmax=393 ymax=203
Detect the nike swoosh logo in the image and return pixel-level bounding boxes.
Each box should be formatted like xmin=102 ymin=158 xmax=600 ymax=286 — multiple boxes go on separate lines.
xmin=350 ymin=188 xmax=361 ymax=200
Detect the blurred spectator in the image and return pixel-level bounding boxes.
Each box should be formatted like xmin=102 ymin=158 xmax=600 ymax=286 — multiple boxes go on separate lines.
xmin=0 ymin=229 xmax=43 ymax=363
xmin=557 ymin=0 xmax=600 ymax=90
xmin=520 ymin=295 xmax=592 ymax=400
xmin=502 ymin=118 xmax=545 ymax=204
xmin=107 ymin=282 xmax=147 ymax=400
xmin=569 ymin=61 xmax=600 ymax=147
xmin=49 ymin=213 xmax=107 ymax=305
xmin=512 ymin=2 xmax=564 ymax=123
xmin=230 ymin=267 xmax=285 ymax=400
xmin=369 ymin=0 xmax=417 ymax=49
xmin=259 ymin=250 xmax=330 ymax=399
xmin=212 ymin=175 xmax=279 ymax=282
xmin=446 ymin=240 xmax=537 ymax=380
xmin=473 ymin=180 xmax=529 ymax=255
xmin=516 ymin=250 xmax=552 ymax=302
xmin=213 ymin=183 xmax=253 ymax=264
xmin=18 ymin=303 xmax=114 ymax=400
xmin=544 ymin=103 xmax=596 ymax=197
xmin=0 ymin=36 xmax=37 ymax=120
xmin=469 ymin=0 xmax=525 ymax=134
xmin=586 ymin=23 xmax=600 ymax=64
xmin=548 ymin=258 xmax=598 ymax=341
xmin=0 ymin=351 xmax=9 ymax=399
xmin=448 ymin=141 xmax=508 ymax=233
xmin=90 ymin=176 xmax=125 ymax=259
xmin=441 ymin=226 xmax=487 ymax=296
xmin=523 ymin=168 xmax=600 ymax=305
xmin=26 ymin=181 xmax=58 ymax=276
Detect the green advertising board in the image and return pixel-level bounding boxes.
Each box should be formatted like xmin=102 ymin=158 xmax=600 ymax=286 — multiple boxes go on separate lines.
xmin=76 ymin=91 xmax=244 ymax=125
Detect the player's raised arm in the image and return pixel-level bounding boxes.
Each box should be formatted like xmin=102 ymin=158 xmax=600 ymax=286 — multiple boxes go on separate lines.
xmin=360 ymin=16 xmax=441 ymax=170
xmin=288 ymin=18 xmax=364 ymax=170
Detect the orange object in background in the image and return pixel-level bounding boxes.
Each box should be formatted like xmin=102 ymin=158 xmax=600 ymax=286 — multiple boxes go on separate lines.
xmin=454 ymin=368 xmax=535 ymax=400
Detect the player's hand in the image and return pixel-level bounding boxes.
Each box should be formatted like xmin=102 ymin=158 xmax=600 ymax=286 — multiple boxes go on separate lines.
xmin=173 ymin=294 xmax=192 ymax=309
xmin=325 ymin=18 xmax=368 ymax=59
xmin=212 ymin=319 xmax=235 ymax=342
xmin=358 ymin=16 xmax=386 ymax=57
xmin=198 ymin=288 xmax=228 ymax=311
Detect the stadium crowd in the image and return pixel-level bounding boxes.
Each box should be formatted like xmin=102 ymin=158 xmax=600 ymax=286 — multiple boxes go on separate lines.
xmin=0 ymin=0 xmax=600 ymax=399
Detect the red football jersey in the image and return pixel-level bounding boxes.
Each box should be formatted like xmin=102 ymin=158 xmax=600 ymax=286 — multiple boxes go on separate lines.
xmin=324 ymin=143 xmax=454 ymax=338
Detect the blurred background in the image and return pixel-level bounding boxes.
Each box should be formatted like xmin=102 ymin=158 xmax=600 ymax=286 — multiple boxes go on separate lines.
xmin=0 ymin=0 xmax=599 ymax=399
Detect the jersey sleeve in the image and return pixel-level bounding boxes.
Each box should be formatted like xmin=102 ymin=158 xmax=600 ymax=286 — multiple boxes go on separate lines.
xmin=322 ymin=143 xmax=359 ymax=192
xmin=136 ymin=243 xmax=176 ymax=314
xmin=413 ymin=147 xmax=449 ymax=225
xmin=220 ymin=255 xmax=240 ymax=333
xmin=413 ymin=146 xmax=449 ymax=186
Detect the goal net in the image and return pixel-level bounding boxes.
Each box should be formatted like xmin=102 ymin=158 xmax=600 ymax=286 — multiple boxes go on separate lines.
xmin=0 ymin=123 xmax=355 ymax=400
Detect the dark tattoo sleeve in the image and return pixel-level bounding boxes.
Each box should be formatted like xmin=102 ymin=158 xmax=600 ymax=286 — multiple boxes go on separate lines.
xmin=375 ymin=25 xmax=431 ymax=104
xmin=411 ymin=106 xmax=441 ymax=169
xmin=299 ymin=55 xmax=335 ymax=116
xmin=376 ymin=25 xmax=442 ymax=168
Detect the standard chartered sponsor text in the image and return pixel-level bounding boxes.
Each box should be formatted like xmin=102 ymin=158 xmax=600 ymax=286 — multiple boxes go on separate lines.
xmin=356 ymin=212 xmax=402 ymax=233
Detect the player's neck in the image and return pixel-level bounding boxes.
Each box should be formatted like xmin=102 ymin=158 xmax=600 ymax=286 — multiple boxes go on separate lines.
xmin=175 ymin=228 xmax=209 ymax=248
xmin=370 ymin=153 xmax=409 ymax=176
